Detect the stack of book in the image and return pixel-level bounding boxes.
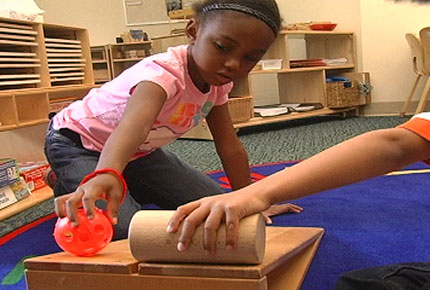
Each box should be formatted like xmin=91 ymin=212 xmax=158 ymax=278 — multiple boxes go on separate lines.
xmin=290 ymin=58 xmax=348 ymax=68
xmin=0 ymin=158 xmax=31 ymax=210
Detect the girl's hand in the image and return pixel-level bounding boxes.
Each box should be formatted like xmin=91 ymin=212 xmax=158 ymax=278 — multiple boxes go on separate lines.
xmin=54 ymin=173 xmax=124 ymax=227
xmin=166 ymin=191 xmax=271 ymax=255
xmin=262 ymin=203 xmax=303 ymax=224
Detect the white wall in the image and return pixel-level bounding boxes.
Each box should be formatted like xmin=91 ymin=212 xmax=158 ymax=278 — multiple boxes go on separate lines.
xmin=33 ymin=0 xmax=430 ymax=114
xmin=34 ymin=0 xmax=187 ymax=45
xmin=361 ymin=0 xmax=430 ymax=110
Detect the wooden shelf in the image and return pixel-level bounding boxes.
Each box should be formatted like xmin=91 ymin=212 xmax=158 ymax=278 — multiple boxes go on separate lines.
xmin=251 ymin=64 xmax=355 ymax=75
xmin=233 ymin=108 xmax=355 ymax=129
xmin=0 ymin=186 xmax=53 ymax=222
xmin=182 ymin=31 xmax=363 ymax=140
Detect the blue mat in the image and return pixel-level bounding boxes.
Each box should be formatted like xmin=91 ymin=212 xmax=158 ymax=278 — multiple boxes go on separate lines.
xmin=2 ymin=161 xmax=430 ymax=290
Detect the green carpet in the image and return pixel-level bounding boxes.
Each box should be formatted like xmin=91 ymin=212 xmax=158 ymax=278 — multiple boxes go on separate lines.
xmin=166 ymin=115 xmax=409 ymax=172
xmin=0 ymin=115 xmax=409 ymax=236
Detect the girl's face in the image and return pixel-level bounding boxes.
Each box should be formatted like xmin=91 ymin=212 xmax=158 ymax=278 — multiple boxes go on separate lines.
xmin=187 ymin=11 xmax=276 ymax=90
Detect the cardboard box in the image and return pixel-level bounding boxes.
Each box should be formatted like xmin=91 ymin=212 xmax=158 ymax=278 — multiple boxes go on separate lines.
xmin=19 ymin=162 xmax=50 ymax=191
xmin=0 ymin=158 xmax=20 ymax=188
xmin=0 ymin=177 xmax=31 ymax=210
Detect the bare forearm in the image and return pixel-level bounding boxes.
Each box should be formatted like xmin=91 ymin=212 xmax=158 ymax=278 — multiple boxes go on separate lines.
xmin=219 ymin=143 xmax=251 ymax=190
xmin=239 ymin=128 xmax=430 ymax=204
xmin=96 ymin=121 xmax=152 ymax=171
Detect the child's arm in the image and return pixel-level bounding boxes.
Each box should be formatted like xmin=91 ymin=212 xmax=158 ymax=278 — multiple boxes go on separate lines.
xmin=205 ymin=103 xmax=251 ymax=190
xmin=167 ymin=127 xmax=430 ymax=253
xmin=54 ymin=81 xmax=167 ymax=226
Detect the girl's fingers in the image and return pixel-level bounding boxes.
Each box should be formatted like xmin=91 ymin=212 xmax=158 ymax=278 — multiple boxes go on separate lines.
xmin=105 ymin=189 xmax=124 ymax=225
xmin=54 ymin=194 xmax=73 ymax=217
xmin=167 ymin=201 xmax=201 ymax=233
xmin=263 ymin=215 xmax=273 ymax=225
xmin=224 ymin=208 xmax=240 ymax=251
xmin=65 ymin=188 xmax=85 ymax=226
xmin=176 ymin=206 xmax=211 ymax=252
xmin=203 ymin=208 xmax=225 ymax=254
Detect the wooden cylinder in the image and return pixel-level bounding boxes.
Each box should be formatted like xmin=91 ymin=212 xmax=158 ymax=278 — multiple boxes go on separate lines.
xmin=128 ymin=210 xmax=266 ymax=264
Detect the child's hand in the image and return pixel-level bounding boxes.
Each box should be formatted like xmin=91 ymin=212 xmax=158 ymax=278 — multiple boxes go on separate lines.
xmin=262 ymin=203 xmax=303 ymax=224
xmin=166 ymin=191 xmax=271 ymax=255
xmin=54 ymin=173 xmax=124 ymax=227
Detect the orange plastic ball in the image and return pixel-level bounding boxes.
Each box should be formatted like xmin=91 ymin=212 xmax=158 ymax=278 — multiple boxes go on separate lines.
xmin=54 ymin=208 xmax=113 ymax=256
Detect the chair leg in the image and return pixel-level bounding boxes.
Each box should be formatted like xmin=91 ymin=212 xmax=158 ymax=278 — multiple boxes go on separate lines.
xmin=415 ymin=76 xmax=430 ymax=115
xmin=400 ymin=75 xmax=422 ymax=116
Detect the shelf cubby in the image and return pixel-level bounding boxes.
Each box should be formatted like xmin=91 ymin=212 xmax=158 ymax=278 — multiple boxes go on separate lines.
xmin=0 ymin=17 xmax=95 ymax=132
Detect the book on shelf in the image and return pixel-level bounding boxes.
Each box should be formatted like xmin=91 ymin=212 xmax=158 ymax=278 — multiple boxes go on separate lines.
xmin=0 ymin=158 xmax=19 ymax=189
xmin=289 ymin=58 xmax=348 ymax=68
xmin=0 ymin=177 xmax=31 ymax=210
xmin=254 ymin=103 xmax=322 ymax=117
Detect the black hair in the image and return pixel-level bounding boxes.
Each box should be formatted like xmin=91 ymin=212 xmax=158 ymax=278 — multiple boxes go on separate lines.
xmin=192 ymin=0 xmax=281 ymax=36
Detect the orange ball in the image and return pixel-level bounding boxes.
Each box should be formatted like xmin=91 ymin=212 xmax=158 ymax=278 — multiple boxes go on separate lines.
xmin=54 ymin=208 xmax=113 ymax=256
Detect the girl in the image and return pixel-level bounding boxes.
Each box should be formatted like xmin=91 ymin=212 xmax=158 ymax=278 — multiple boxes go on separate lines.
xmin=47 ymin=0 xmax=301 ymax=240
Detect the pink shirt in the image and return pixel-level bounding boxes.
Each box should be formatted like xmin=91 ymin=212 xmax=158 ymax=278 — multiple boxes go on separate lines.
xmin=53 ymin=45 xmax=232 ymax=156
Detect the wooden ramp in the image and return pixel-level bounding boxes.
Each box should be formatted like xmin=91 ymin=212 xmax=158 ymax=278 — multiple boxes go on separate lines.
xmin=25 ymin=226 xmax=324 ymax=290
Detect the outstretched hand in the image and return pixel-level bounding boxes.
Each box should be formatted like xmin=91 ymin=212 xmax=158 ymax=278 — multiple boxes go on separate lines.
xmin=166 ymin=192 xmax=302 ymax=255
xmin=54 ymin=173 xmax=124 ymax=227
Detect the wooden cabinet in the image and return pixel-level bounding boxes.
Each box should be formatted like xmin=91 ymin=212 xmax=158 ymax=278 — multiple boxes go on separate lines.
xmin=91 ymin=45 xmax=111 ymax=84
xmin=238 ymin=30 xmax=363 ymax=128
xmin=0 ymin=17 xmax=95 ymax=132
xmin=109 ymin=41 xmax=152 ymax=78
xmin=185 ymin=30 xmax=365 ymax=139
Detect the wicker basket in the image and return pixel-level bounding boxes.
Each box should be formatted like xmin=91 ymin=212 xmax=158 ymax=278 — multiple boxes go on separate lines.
xmin=326 ymin=81 xmax=360 ymax=108
xmin=228 ymin=96 xmax=253 ymax=123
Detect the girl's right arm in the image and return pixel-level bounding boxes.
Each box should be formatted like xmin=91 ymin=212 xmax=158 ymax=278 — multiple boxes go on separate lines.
xmin=54 ymin=81 xmax=167 ymax=226
xmin=167 ymin=127 xmax=430 ymax=254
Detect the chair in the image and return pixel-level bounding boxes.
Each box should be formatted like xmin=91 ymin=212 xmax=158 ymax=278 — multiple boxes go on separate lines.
xmin=401 ymin=27 xmax=430 ymax=116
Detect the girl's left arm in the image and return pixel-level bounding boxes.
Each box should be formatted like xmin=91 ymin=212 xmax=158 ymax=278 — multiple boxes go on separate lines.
xmin=206 ymin=103 xmax=251 ymax=190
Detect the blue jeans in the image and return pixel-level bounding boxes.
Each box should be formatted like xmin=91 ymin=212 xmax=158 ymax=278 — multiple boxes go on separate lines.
xmin=44 ymin=125 xmax=224 ymax=240
xmin=335 ymin=263 xmax=430 ymax=290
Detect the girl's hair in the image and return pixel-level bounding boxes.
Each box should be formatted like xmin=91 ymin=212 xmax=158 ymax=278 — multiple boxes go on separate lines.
xmin=192 ymin=0 xmax=281 ymax=36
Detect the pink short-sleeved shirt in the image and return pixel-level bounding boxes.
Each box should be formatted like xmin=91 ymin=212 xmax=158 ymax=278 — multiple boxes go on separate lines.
xmin=53 ymin=45 xmax=233 ymax=157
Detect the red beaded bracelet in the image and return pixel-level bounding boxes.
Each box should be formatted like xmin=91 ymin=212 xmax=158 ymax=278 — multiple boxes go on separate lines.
xmin=80 ymin=168 xmax=128 ymax=203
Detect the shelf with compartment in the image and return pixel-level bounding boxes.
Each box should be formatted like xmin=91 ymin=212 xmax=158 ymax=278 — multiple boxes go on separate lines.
xmin=0 ymin=17 xmax=95 ymax=132
xmin=245 ymin=30 xmax=364 ymax=122
xmin=91 ymin=45 xmax=111 ymax=84
xmin=183 ymin=30 xmax=366 ymax=140
xmin=0 ymin=18 xmax=43 ymax=91
xmin=43 ymin=23 xmax=93 ymax=87
xmin=108 ymin=41 xmax=152 ymax=78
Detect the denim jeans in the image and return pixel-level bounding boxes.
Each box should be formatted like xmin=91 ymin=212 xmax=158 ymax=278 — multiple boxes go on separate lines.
xmin=44 ymin=125 xmax=224 ymax=240
xmin=334 ymin=262 xmax=430 ymax=290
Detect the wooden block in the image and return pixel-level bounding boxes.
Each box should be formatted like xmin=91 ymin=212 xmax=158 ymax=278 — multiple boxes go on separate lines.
xmin=129 ymin=211 xmax=266 ymax=264
xmin=25 ymin=227 xmax=324 ymax=290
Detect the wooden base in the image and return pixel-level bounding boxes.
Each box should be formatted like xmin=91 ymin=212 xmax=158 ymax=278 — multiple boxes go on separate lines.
xmin=25 ymin=227 xmax=324 ymax=290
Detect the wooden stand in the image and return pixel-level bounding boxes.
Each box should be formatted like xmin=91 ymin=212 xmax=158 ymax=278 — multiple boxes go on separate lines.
xmin=24 ymin=226 xmax=324 ymax=290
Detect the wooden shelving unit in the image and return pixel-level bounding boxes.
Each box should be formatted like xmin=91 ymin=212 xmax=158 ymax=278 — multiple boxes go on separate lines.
xmin=109 ymin=41 xmax=152 ymax=78
xmin=0 ymin=17 xmax=95 ymax=132
xmin=183 ymin=30 xmax=366 ymax=139
xmin=91 ymin=45 xmax=111 ymax=84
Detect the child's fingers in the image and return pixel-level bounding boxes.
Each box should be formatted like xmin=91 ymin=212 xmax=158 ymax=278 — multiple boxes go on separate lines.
xmin=65 ymin=189 xmax=85 ymax=226
xmin=224 ymin=209 xmax=240 ymax=250
xmin=203 ymin=208 xmax=224 ymax=255
xmin=54 ymin=194 xmax=73 ymax=218
xmin=167 ymin=201 xmax=200 ymax=233
xmin=263 ymin=215 xmax=273 ymax=225
xmin=105 ymin=191 xmax=123 ymax=225
xmin=176 ymin=206 xmax=210 ymax=252
xmin=287 ymin=203 xmax=303 ymax=213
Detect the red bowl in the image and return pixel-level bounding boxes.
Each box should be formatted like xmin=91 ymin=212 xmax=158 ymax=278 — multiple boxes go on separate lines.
xmin=310 ymin=23 xmax=337 ymax=31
